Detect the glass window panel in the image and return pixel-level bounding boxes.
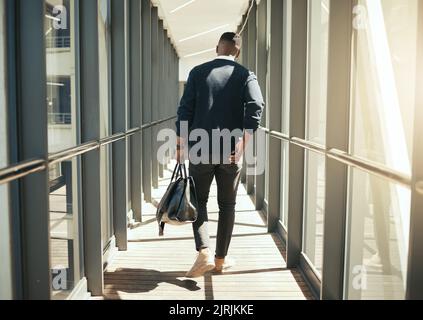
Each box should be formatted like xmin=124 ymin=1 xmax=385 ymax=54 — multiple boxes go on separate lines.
xmin=264 ymin=134 xmax=269 ymax=202
xmin=264 ymin=0 xmax=271 ymax=203
xmin=45 ymin=0 xmax=83 ymax=299
xmin=281 ymin=0 xmax=292 ymax=135
xmin=279 ymin=141 xmax=289 ymax=227
xmin=98 ymin=1 xmax=113 ymax=247
xmin=303 ymin=151 xmax=326 ymax=276
xmin=0 ymin=0 xmax=6 ymax=170
xmin=0 ymin=182 xmax=13 ymax=299
xmin=98 ymin=0 xmax=111 ymax=139
xmin=305 ymin=0 xmax=329 ymax=144
xmin=45 ymin=0 xmax=77 ymax=153
xmin=0 ymin=0 xmax=13 ymax=299
xmin=350 ymin=0 xmax=418 ymax=175
xmin=101 ymin=145 xmax=113 ymax=246
xmin=49 ymin=158 xmax=81 ymax=299
xmin=344 ymin=169 xmax=410 ymax=299
xmin=279 ymin=0 xmax=292 ymax=227
xmin=302 ymin=0 xmax=329 ymax=276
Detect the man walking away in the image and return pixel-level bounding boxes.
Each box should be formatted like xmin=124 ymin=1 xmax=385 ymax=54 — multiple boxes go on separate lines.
xmin=175 ymin=32 xmax=265 ymax=278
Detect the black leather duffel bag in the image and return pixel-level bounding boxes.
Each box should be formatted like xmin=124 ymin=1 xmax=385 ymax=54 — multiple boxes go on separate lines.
xmin=156 ymin=164 xmax=198 ymax=236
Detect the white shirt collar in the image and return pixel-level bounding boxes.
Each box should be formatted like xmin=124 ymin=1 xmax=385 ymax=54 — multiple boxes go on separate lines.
xmin=215 ymin=55 xmax=235 ymax=61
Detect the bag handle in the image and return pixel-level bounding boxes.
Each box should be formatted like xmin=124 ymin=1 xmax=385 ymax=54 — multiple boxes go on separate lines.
xmin=171 ymin=163 xmax=187 ymax=182
xmin=171 ymin=164 xmax=181 ymax=182
xmin=180 ymin=164 xmax=188 ymax=179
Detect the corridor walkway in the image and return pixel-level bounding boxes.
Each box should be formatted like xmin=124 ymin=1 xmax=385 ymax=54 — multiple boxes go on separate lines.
xmin=99 ymin=163 xmax=314 ymax=300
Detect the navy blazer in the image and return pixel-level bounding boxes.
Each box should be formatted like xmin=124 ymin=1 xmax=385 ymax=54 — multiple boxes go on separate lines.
xmin=176 ymin=58 xmax=265 ymax=153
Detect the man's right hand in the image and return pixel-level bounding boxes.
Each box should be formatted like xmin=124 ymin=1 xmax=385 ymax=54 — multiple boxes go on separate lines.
xmin=229 ymin=140 xmax=244 ymax=164
xmin=175 ymin=137 xmax=187 ymax=163
xmin=229 ymin=131 xmax=253 ymax=164
xmin=175 ymin=146 xmax=186 ymax=164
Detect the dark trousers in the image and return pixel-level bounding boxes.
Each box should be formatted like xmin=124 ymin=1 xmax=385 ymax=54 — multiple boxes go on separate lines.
xmin=189 ymin=162 xmax=242 ymax=258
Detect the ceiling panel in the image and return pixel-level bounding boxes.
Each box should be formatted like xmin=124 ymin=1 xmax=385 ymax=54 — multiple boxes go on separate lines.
xmin=153 ymin=0 xmax=249 ymax=80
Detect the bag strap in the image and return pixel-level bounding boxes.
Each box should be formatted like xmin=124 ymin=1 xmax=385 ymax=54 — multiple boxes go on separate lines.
xmin=180 ymin=164 xmax=188 ymax=179
xmin=170 ymin=163 xmax=183 ymax=182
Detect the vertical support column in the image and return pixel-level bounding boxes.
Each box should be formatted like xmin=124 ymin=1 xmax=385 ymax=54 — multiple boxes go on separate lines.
xmin=80 ymin=0 xmax=103 ymax=296
xmin=173 ymin=48 xmax=176 ymax=99
xmin=267 ymin=0 xmax=283 ymax=232
xmin=170 ymin=42 xmax=174 ymax=157
xmin=406 ymin=0 xmax=423 ymax=300
xmin=16 ymin=0 xmax=50 ymax=300
xmin=157 ymin=22 xmax=164 ymax=178
xmin=129 ymin=0 xmax=143 ymax=222
xmin=151 ymin=6 xmax=159 ymax=189
xmin=240 ymin=18 xmax=249 ymax=184
xmin=174 ymin=47 xmax=179 ymax=122
xmin=163 ymin=32 xmax=169 ymax=168
xmin=238 ymin=14 xmax=245 ymax=62
xmin=161 ymin=27 xmax=166 ymax=175
xmin=246 ymin=1 xmax=257 ymax=196
xmin=166 ymin=38 xmax=171 ymax=166
xmin=321 ymin=0 xmax=353 ymax=300
xmin=167 ymin=38 xmax=171 ymax=166
xmin=176 ymin=49 xmax=179 ymax=105
xmin=286 ymin=0 xmax=307 ymax=268
xmin=5 ymin=0 xmax=23 ymax=300
xmin=124 ymin=1 xmax=131 ymax=230
xmin=174 ymin=47 xmax=180 ymax=145
xmin=254 ymin=0 xmax=267 ymax=211
xmin=173 ymin=47 xmax=178 ymax=143
xmin=141 ymin=0 xmax=152 ymax=202
xmin=111 ymin=0 xmax=129 ymax=251
xmin=169 ymin=38 xmax=173 ymax=166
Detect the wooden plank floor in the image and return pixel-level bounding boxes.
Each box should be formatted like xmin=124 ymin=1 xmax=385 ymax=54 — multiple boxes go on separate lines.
xmin=98 ymin=163 xmax=315 ymax=300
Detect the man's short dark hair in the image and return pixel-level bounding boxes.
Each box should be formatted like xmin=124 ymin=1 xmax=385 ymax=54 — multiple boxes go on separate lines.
xmin=219 ymin=32 xmax=237 ymax=44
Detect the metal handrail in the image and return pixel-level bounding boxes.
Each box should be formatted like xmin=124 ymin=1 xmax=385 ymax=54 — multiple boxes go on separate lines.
xmin=0 ymin=159 xmax=46 ymax=177
xmin=259 ymin=126 xmax=290 ymax=142
xmin=327 ymin=149 xmax=411 ymax=187
xmin=291 ymin=137 xmax=326 ymax=155
xmin=0 ymin=121 xmax=416 ymax=189
xmin=126 ymin=127 xmax=141 ymax=137
xmin=0 ymin=116 xmax=177 ymax=185
xmin=0 ymin=159 xmax=47 ymax=185
xmin=259 ymin=126 xmax=412 ymax=188
xmin=141 ymin=115 xmax=177 ymax=130
xmin=0 ymin=165 xmax=47 ymax=185
xmin=99 ymin=132 xmax=127 ymax=147
xmin=49 ymin=141 xmax=99 ymax=166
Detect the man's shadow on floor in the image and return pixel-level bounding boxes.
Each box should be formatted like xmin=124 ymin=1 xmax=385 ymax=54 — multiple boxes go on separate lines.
xmin=103 ymin=268 xmax=201 ymax=298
